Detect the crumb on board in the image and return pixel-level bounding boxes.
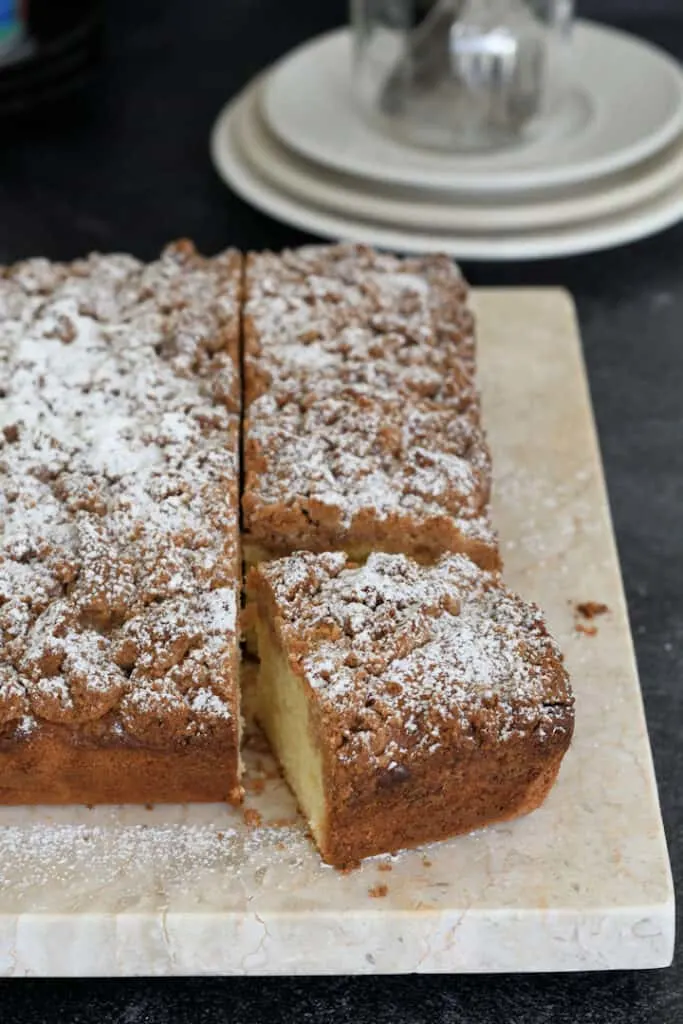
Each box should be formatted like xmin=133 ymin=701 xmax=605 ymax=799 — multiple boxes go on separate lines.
xmin=422 ymin=857 xmax=432 ymax=868
xmin=244 ymin=778 xmax=266 ymax=795
xmin=369 ymin=884 xmax=389 ymax=898
xmin=145 ymin=803 xmax=154 ymax=811
xmin=339 ymin=861 xmax=361 ymax=874
xmin=575 ymin=601 xmax=609 ymax=619
xmin=377 ymin=862 xmax=393 ymax=873
xmin=243 ymin=808 xmax=263 ymax=828
xmin=216 ymin=831 xmax=224 ymax=841
xmin=268 ymin=816 xmax=299 ymax=828
xmin=575 ymin=622 xmax=598 ymax=637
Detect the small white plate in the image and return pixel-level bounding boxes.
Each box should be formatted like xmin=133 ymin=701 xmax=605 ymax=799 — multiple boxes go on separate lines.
xmin=210 ymin=87 xmax=683 ymax=261
xmin=238 ymin=80 xmax=683 ymax=233
xmin=261 ymin=22 xmax=683 ymax=194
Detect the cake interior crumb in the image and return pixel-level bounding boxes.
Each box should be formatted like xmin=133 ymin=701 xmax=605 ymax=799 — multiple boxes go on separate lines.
xmin=253 ymin=617 xmax=327 ymax=846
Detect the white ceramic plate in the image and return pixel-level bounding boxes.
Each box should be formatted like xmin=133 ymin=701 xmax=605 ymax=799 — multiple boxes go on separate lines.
xmin=261 ymin=22 xmax=683 ymax=194
xmin=238 ymin=80 xmax=683 ymax=233
xmin=211 ymin=87 xmax=683 ymax=261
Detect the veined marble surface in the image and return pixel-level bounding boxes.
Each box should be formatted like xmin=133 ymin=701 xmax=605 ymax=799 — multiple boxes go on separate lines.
xmin=0 ymin=289 xmax=674 ymax=977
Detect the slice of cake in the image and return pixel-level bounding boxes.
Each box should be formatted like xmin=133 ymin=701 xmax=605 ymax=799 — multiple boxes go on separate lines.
xmin=249 ymin=551 xmax=573 ymax=867
xmin=243 ymin=389 xmax=498 ymax=568
xmin=242 ymin=243 xmax=499 ymax=570
xmin=0 ymin=241 xmax=244 ymax=805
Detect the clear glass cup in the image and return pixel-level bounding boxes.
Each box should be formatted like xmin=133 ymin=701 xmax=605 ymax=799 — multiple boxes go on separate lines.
xmin=351 ymin=0 xmax=574 ymax=152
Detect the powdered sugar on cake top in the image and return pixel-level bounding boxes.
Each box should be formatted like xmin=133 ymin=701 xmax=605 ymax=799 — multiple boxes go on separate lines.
xmin=246 ymin=390 xmax=492 ymax=529
xmin=259 ymin=551 xmax=572 ymax=768
xmin=243 ymin=245 xmax=496 ymax=559
xmin=0 ymin=242 xmax=241 ymax=740
xmin=244 ymin=244 xmax=476 ymax=405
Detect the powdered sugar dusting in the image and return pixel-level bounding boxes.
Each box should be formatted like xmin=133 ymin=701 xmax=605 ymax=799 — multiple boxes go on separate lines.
xmin=0 ymin=241 xmax=242 ymax=741
xmin=245 ymin=243 xmax=475 ymax=404
xmin=243 ymin=244 xmax=497 ymax=562
xmin=247 ymin=392 xmax=491 ymax=528
xmin=259 ymin=551 xmax=572 ymax=769
xmin=0 ymin=819 xmax=310 ymax=911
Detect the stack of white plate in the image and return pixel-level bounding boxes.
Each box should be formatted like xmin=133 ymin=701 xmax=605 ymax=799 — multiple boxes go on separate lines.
xmin=210 ymin=21 xmax=683 ymax=260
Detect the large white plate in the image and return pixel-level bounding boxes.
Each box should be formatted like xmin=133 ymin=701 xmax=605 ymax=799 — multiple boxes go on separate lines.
xmin=0 ymin=291 xmax=673 ymax=976
xmin=262 ymin=22 xmax=683 ymax=194
xmin=210 ymin=89 xmax=683 ymax=261
xmin=238 ymin=79 xmax=683 ymax=233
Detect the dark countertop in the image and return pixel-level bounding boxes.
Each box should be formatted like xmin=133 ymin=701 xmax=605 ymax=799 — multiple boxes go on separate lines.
xmin=1 ymin=2 xmax=681 ymax=1021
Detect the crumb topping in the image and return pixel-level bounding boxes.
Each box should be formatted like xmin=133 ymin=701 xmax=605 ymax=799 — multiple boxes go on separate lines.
xmin=575 ymin=601 xmax=609 ymax=619
xmin=257 ymin=552 xmax=572 ymax=768
xmin=243 ymin=244 xmax=495 ymax=559
xmin=244 ymin=243 xmax=475 ymax=405
xmin=0 ymin=241 xmax=242 ymax=743
xmin=246 ymin=390 xmax=491 ymax=528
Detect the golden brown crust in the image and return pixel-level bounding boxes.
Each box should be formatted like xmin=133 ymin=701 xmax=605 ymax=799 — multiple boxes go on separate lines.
xmin=242 ymin=244 xmax=499 ymax=569
xmin=0 ymin=724 xmax=242 ymax=805
xmin=324 ymin=741 xmax=567 ymax=866
xmin=0 ymin=241 xmax=243 ymax=804
xmin=251 ymin=551 xmax=574 ymax=867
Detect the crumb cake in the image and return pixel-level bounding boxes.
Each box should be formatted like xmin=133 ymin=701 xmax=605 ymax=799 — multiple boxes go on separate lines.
xmin=242 ymin=243 xmax=499 ymax=570
xmin=0 ymin=241 xmax=243 ymax=805
xmin=249 ymin=551 xmax=574 ymax=867
xmin=0 ymin=237 xmax=573 ymax=869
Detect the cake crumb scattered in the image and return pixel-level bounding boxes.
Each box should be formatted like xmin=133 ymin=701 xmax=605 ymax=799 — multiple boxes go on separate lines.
xmin=338 ymin=861 xmax=361 ymax=874
xmin=575 ymin=622 xmax=598 ymax=637
xmin=369 ymin=884 xmax=389 ymax=898
xmin=576 ymin=601 xmax=609 ymax=619
xmin=243 ymin=808 xmax=262 ymax=828
xmin=377 ymin=862 xmax=393 ymax=873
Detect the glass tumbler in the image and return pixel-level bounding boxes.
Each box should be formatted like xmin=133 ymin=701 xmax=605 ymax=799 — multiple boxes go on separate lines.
xmin=351 ymin=0 xmax=574 ymax=152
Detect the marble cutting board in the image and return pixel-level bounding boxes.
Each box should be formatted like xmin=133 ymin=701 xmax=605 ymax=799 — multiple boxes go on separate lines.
xmin=0 ymin=289 xmax=674 ymax=977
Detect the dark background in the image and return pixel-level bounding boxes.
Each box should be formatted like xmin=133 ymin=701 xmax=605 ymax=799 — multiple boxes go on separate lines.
xmin=592 ymin=0 xmax=679 ymax=9
xmin=1 ymin=0 xmax=682 ymax=1021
